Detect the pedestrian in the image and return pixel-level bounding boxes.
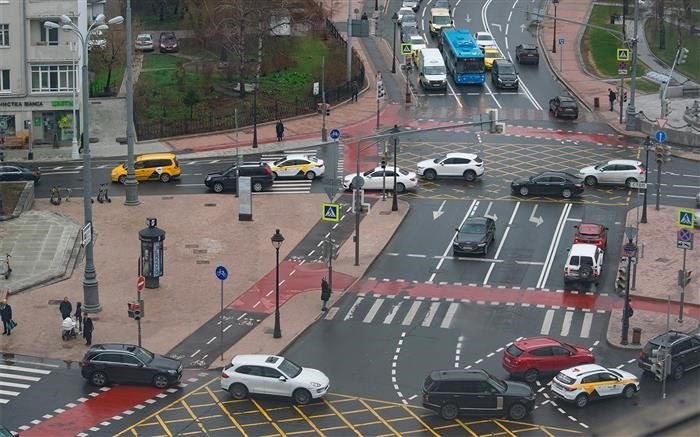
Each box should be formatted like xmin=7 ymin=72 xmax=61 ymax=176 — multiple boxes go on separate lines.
xmin=351 ymin=81 xmax=359 ymax=103
xmin=83 ymin=312 xmax=94 ymax=346
xmin=275 ymin=120 xmax=284 ymax=141
xmin=74 ymin=302 xmax=83 ymax=333
xmin=59 ymin=296 xmax=72 ymax=319
xmin=608 ymin=88 xmax=617 ymax=112
xmin=1 ymin=298 xmax=13 ymax=336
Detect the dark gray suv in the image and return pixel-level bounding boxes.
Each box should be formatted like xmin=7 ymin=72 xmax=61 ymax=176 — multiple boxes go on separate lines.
xmin=491 ymin=59 xmax=519 ymax=90
xmin=638 ymin=331 xmax=700 ymax=381
xmin=204 ymin=162 xmax=274 ymax=193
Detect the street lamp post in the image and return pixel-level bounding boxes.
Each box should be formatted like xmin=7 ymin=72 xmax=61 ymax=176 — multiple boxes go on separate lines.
xmin=391 ymin=124 xmax=399 ymax=212
xmin=271 ymin=229 xmax=285 ymax=339
xmin=625 ymin=0 xmax=640 ymax=131
xmin=44 ymin=13 xmax=123 ymax=314
xmin=252 ymin=83 xmax=258 ymax=148
xmin=552 ymin=0 xmax=559 ymax=54
xmin=70 ymin=41 xmax=79 ymax=160
xmin=124 ymin=0 xmax=140 ymax=206
xmin=641 ymin=136 xmax=651 ymax=224
xmin=392 ymin=13 xmax=398 ymax=74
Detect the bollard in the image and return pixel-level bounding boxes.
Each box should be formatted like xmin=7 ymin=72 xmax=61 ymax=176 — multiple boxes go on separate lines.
xmin=594 ymin=97 xmax=600 ymax=109
xmin=632 ymin=327 xmax=642 ymax=345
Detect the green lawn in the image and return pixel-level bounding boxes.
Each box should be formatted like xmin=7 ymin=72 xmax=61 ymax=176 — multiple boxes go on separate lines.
xmin=91 ymin=62 xmax=125 ymax=95
xmin=644 ymin=19 xmax=700 ymax=83
xmin=141 ymin=53 xmax=183 ymax=70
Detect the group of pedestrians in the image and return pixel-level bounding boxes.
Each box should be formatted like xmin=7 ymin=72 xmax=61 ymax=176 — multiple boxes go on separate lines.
xmin=59 ymin=296 xmax=93 ymax=346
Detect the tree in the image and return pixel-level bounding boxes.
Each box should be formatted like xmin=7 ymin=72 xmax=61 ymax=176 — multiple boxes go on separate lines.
xmin=182 ymin=87 xmax=201 ymax=119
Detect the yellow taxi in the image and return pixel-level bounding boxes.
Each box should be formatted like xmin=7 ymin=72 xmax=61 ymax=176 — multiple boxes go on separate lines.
xmin=268 ymin=154 xmax=325 ymax=180
xmin=550 ymin=364 xmax=639 ymax=407
xmin=484 ymin=47 xmax=505 ymax=70
xmin=111 ymin=153 xmax=181 ymax=183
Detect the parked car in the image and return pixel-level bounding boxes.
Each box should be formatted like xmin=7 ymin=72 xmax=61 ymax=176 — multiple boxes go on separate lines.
xmin=515 ymin=44 xmax=539 ymax=64
xmin=474 ymin=31 xmax=496 ymax=51
xmin=502 ymin=337 xmax=595 ymax=382
xmin=80 ymin=343 xmax=182 ymax=388
xmin=491 ymin=59 xmax=519 ymax=90
xmin=267 ymin=154 xmax=325 ymax=180
xmin=564 ymin=243 xmax=604 ymax=284
xmin=549 ymin=96 xmax=579 ymax=119
xmin=432 ymin=0 xmax=452 ymax=12
xmin=416 ymin=152 xmax=484 ymax=181
xmin=573 ymin=223 xmax=608 ymax=249
xmin=400 ymin=11 xmax=418 ymax=28
xmin=484 ymin=47 xmax=505 ymax=70
xmin=343 ymin=166 xmax=417 ymax=192
xmin=135 ymin=33 xmax=154 ymax=52
xmin=396 ymin=7 xmax=415 ymax=25
xmin=550 ymin=364 xmax=639 ymax=407
xmin=638 ymin=330 xmax=700 ymax=380
xmin=510 ymin=171 xmax=584 ymax=198
xmin=204 ymin=162 xmax=274 ymax=193
xmin=111 ymin=153 xmax=180 ymax=183
xmin=408 ymin=34 xmax=427 ymax=55
xmin=401 ymin=24 xmax=419 ymax=41
xmin=0 ymin=164 xmax=40 ymax=182
xmin=220 ymin=354 xmax=330 ymax=405
xmin=402 ymin=0 xmax=419 ymax=12
xmin=159 ymin=32 xmax=179 ymax=53
xmin=578 ymin=159 xmax=645 ymax=188
xmin=453 ymin=217 xmax=495 ymax=256
xmin=422 ymin=369 xmax=535 ymax=420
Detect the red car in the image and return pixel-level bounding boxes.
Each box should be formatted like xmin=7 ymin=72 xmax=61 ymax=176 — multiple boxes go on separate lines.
xmin=502 ymin=337 xmax=595 ymax=382
xmin=573 ymin=223 xmax=608 ymax=249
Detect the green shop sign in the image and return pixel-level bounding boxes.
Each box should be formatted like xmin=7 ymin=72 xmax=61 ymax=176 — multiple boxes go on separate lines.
xmin=52 ymin=100 xmax=74 ymax=107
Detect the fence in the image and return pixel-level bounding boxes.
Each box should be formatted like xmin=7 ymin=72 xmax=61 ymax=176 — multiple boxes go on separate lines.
xmin=89 ymin=80 xmax=118 ymax=98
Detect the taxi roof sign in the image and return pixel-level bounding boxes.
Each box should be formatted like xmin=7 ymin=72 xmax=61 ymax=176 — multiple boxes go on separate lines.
xmin=617 ymin=48 xmax=630 ymax=61
xmin=401 ymin=43 xmax=412 ymax=55
xmin=322 ymin=202 xmax=340 ymax=222
xmin=677 ymin=208 xmax=695 ymax=229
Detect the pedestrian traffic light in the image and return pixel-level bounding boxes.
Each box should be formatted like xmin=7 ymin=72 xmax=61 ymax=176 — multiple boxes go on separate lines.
xmin=128 ymin=301 xmax=142 ymax=320
xmin=377 ymin=80 xmax=386 ymax=99
xmin=677 ymin=47 xmax=689 ymax=64
xmin=678 ymin=269 xmax=692 ymax=287
xmin=380 ymin=159 xmax=386 ymax=169
xmin=655 ymin=145 xmax=665 ymax=163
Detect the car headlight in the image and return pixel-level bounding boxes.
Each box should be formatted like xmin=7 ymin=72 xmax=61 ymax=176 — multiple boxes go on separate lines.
xmin=205 ymin=176 xmax=211 ymax=181
xmin=167 ymin=369 xmax=176 ymax=374
xmin=477 ymin=243 xmax=486 ymax=247
xmin=310 ymin=382 xmax=322 ymax=388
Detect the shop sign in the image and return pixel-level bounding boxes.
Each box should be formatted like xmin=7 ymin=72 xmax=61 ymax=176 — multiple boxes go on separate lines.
xmin=52 ymin=100 xmax=74 ymax=107
xmin=0 ymin=101 xmax=44 ymax=107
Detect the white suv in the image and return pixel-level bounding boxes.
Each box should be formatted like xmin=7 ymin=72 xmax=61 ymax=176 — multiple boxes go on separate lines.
xmin=564 ymin=244 xmax=603 ymax=284
xmin=417 ymin=152 xmax=484 ymax=181
xmin=221 ymin=355 xmax=330 ymax=405
xmin=578 ymin=159 xmax=645 ymax=187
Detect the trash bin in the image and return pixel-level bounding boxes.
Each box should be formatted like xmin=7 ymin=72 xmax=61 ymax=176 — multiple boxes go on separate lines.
xmin=632 ymin=327 xmax=642 ymax=345
xmin=594 ymin=97 xmax=600 ymax=108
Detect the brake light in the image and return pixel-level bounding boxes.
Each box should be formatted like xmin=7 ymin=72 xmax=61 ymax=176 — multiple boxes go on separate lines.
xmin=639 ymin=166 xmax=645 ymax=174
xmin=410 ymin=177 xmax=416 ymax=181
xmin=563 ymin=386 xmax=576 ymax=392
xmin=221 ymin=370 xmax=229 ymax=379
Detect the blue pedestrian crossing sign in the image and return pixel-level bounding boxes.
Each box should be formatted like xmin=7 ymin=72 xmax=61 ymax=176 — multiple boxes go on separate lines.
xmin=329 ymin=128 xmax=341 ymax=141
xmin=322 ymin=202 xmax=340 ymax=222
xmin=677 ymin=208 xmax=695 ymax=229
xmin=215 ymin=265 xmax=228 ymax=280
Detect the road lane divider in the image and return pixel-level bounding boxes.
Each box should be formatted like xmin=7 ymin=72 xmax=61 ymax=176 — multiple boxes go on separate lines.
xmin=428 ymin=199 xmax=478 ymax=282
xmin=483 ymin=201 xmax=521 ymax=285
xmin=536 ymin=203 xmax=572 ymax=289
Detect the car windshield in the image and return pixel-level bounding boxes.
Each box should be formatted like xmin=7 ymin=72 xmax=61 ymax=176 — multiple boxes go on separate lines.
xmin=460 ymin=223 xmax=485 ymax=234
xmin=433 ymin=15 xmax=451 ymax=25
xmin=608 ymin=369 xmax=624 ymax=379
xmin=593 ymin=163 xmax=606 ymax=170
xmin=278 ymin=358 xmax=303 ymax=378
xmin=424 ymin=66 xmax=446 ymax=75
xmin=410 ymin=36 xmax=424 ymax=45
xmin=555 ymin=372 xmax=576 ymax=385
xmin=506 ymin=344 xmax=523 ymax=357
xmin=398 ymin=169 xmax=410 ymax=176
xmin=477 ymin=34 xmax=492 ymax=41
xmin=499 ymin=64 xmax=516 ymax=74
xmin=272 ymin=158 xmax=287 ymax=166
xmin=488 ymin=375 xmax=507 ymax=392
xmin=132 ymin=346 xmax=154 ymax=363
xmin=560 ymin=101 xmax=577 ymax=108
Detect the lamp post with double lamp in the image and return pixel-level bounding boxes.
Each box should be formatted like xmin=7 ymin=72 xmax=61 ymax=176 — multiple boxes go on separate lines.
xmin=252 ymin=82 xmax=258 ymax=148
xmin=391 ymin=124 xmax=399 ymax=212
xmin=44 ymin=13 xmax=124 ymax=313
xmin=271 ymin=229 xmax=285 ymax=339
xmin=392 ymin=13 xmax=398 ymax=73
xmin=70 ymin=41 xmax=79 ymax=160
xmin=552 ymin=0 xmax=559 ymax=53
xmin=640 ymin=136 xmax=651 ymax=224
xmin=123 ymin=0 xmax=140 ymax=206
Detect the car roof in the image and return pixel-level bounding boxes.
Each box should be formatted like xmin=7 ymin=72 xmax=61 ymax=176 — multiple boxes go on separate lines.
xmin=557 ymin=96 xmax=576 ymax=102
xmin=578 ymin=223 xmax=605 ymax=234
xmin=463 ymin=217 xmax=489 ymax=225
xmin=429 ymin=369 xmax=488 ymax=381
xmin=484 ymin=47 xmax=501 ymax=54
xmin=538 ymin=171 xmax=580 ymax=179
xmin=519 ymin=43 xmax=537 ymax=49
xmin=231 ymin=354 xmax=284 ymax=366
xmin=280 ymin=154 xmax=313 ymax=160
xmin=88 ymin=343 xmax=139 ymax=352
xmin=137 ymin=33 xmax=151 ymax=38
xmin=605 ymin=159 xmax=642 ymax=166
xmin=136 ymin=152 xmax=176 ymax=160
xmin=514 ymin=336 xmax=564 ymax=349
xmin=569 ymin=243 xmax=598 ymax=255
xmin=559 ymin=364 xmax=607 ymax=378
xmin=371 ymin=165 xmax=403 ymax=172
xmin=475 ymin=31 xmax=492 ymax=37
xmin=649 ymin=330 xmax=696 ymax=346
xmin=446 ymin=152 xmax=478 ymax=159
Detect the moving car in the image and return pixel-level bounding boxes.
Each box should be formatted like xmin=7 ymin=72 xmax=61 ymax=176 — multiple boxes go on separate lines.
xmin=408 ymin=34 xmax=427 ymax=55
xmin=433 ymin=0 xmax=452 ymax=12
xmin=400 ymin=11 xmax=418 ymax=28
xmin=510 ymin=171 xmax=584 ymax=198
xmin=111 ymin=153 xmax=180 ymax=183
xmin=402 ymin=0 xmax=419 ymax=12
xmin=159 ymin=31 xmax=179 ymax=53
xmin=343 ymin=166 xmax=417 ymax=193
xmin=564 ymin=243 xmax=603 ymax=284
xmin=502 ymin=337 xmax=595 ymax=382
xmin=549 ymin=96 xmax=579 ymax=119
xmin=638 ymin=330 xmax=700 ymax=380
xmin=483 ymin=47 xmax=505 ymax=70
xmin=573 ymin=223 xmax=608 ymax=249
xmin=204 ymin=162 xmax=274 ymax=193
xmin=578 ymin=159 xmax=645 ymax=187
xmin=0 ymin=164 xmax=40 ymax=182
xmin=422 ymin=369 xmax=535 ymax=420
xmin=220 ymin=354 xmax=329 ymax=405
xmin=491 ymin=59 xmax=519 ymax=90
xmin=400 ymin=24 xmax=419 ymax=42
xmin=550 ymin=364 xmax=639 ymax=407
xmin=515 ymin=44 xmax=539 ymax=64
xmin=80 ymin=343 xmax=183 ymax=388
xmin=428 ymin=7 xmax=453 ymax=36
xmin=268 ymin=154 xmax=324 ymax=180
xmin=416 ymin=152 xmax=484 ymax=181
xmin=396 ymin=7 xmax=415 ymax=25
xmin=474 ymin=31 xmax=496 ymax=51
xmin=135 ymin=33 xmax=154 ymax=52
xmin=453 ymin=217 xmax=495 ymax=256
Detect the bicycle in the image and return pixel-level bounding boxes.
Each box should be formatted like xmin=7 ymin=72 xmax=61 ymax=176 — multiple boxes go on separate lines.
xmin=0 ymin=253 xmax=11 ymax=280
xmin=49 ymin=186 xmax=72 ymax=205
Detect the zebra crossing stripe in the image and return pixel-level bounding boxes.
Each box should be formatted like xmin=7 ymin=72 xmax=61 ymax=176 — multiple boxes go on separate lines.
xmin=560 ymin=311 xmax=573 ymax=336
xmin=383 ymin=302 xmax=402 ymax=324
xmin=0 ymin=372 xmax=41 ymax=382
xmin=441 ymin=303 xmax=459 ymax=329
xmin=344 ymin=297 xmax=364 ymax=321
xmin=363 ymin=299 xmax=385 ymax=323
xmin=324 ymin=307 xmax=339 ymax=320
xmin=580 ymin=313 xmax=593 ymax=338
xmin=540 ymin=310 xmax=555 ymax=335
xmin=0 ymin=364 xmax=51 ymax=374
xmin=0 ymin=381 xmax=30 ymax=389
xmin=402 ymin=301 xmax=422 ymax=326
xmin=0 ymin=389 xmax=20 ymax=396
xmin=422 ymin=302 xmax=441 ymax=327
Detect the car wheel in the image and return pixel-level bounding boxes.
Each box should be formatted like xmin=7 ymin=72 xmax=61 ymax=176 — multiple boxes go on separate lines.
xmin=90 ymin=371 xmax=108 ymax=387
xmin=153 ymin=374 xmax=169 ymax=389
xmin=293 ymin=388 xmax=312 ymax=405
xmin=672 ymin=364 xmax=684 ymax=380
xmin=229 ymin=383 xmax=248 ymax=400
xmin=159 ymin=173 xmax=171 ymax=183
xmin=440 ymin=403 xmax=459 ymax=420
xmin=524 ymin=368 xmax=539 ymax=383
xmin=519 ymin=186 xmax=529 ymax=196
xmin=508 ymin=402 xmax=528 ymax=420
xmin=623 ymin=384 xmax=636 ymax=399
xmin=424 ymin=169 xmax=437 ymax=180
xmin=562 ymin=188 xmax=573 ymax=198
xmin=463 ymin=170 xmax=477 ymax=182
xmin=579 ymin=265 xmax=593 ymax=280
xmin=252 ymin=182 xmax=264 ymax=192
xmin=118 ymin=175 xmax=127 ymax=184
xmin=396 ymin=183 xmax=406 ymax=193
xmin=305 ymin=171 xmax=317 ymax=180
xmin=575 ymin=393 xmax=589 ymax=408
xmin=625 ymin=178 xmax=637 ymax=188
xmin=272 ymin=172 xmax=278 ymax=180
xmin=584 ymin=176 xmax=597 ymax=186
xmin=213 ymin=182 xmax=224 ymax=193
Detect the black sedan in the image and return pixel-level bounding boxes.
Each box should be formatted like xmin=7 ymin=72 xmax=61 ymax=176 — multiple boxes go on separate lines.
xmin=549 ymin=96 xmax=579 ymax=119
xmin=453 ymin=217 xmax=496 ymax=256
xmin=511 ymin=171 xmax=584 ymax=199
xmin=0 ymin=164 xmax=40 ymax=182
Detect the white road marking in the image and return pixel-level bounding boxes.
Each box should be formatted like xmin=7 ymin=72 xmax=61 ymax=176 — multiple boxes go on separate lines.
xmin=363 ymin=299 xmax=385 ymax=323
xmin=561 ymin=311 xmax=573 ymax=336
xmin=384 ymin=302 xmax=402 ymax=324
xmin=580 ymin=313 xmax=593 ymax=338
xmin=441 ymin=303 xmax=459 ymax=329
xmin=205 ymin=337 xmax=217 ymax=345
xmin=421 ymin=302 xmax=441 ymax=327
xmin=402 ymin=301 xmax=422 ymax=325
xmin=540 ymin=309 xmax=554 ymax=335
xmin=0 ymin=373 xmax=40 ymax=382
xmin=537 ymin=203 xmax=572 ymax=289
xmin=484 ymin=202 xmax=520 ymax=284
xmin=0 ymin=381 xmax=30 ymax=389
xmin=0 ymin=364 xmax=51 ymax=374
xmin=429 ymin=199 xmax=478 ymax=282
xmin=344 ymin=297 xmax=364 ymax=321
xmin=324 ymin=307 xmax=339 ymax=320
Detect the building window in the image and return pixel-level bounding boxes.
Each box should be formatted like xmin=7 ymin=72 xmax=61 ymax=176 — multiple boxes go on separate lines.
xmin=41 ymin=23 xmax=58 ymax=46
xmin=0 ymin=69 xmax=9 ymax=92
xmin=0 ymin=24 xmax=8 ymax=47
xmin=31 ymin=65 xmax=76 ymax=93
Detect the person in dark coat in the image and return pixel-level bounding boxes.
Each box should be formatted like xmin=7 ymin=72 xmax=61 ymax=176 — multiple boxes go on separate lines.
xmin=74 ymin=302 xmax=83 ymax=333
xmin=83 ymin=312 xmax=94 ymax=346
xmin=59 ymin=296 xmax=72 ymax=319
xmin=351 ymin=81 xmax=359 ymax=103
xmin=608 ymin=88 xmax=617 ymax=111
xmin=1 ymin=298 xmax=12 ymax=335
xmin=275 ymin=120 xmax=284 ymax=141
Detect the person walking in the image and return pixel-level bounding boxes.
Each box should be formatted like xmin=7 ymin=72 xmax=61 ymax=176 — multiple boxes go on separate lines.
xmin=83 ymin=312 xmax=94 ymax=346
xmin=74 ymin=302 xmax=83 ymax=333
xmin=351 ymin=81 xmax=359 ymax=103
xmin=275 ymin=120 xmax=285 ymax=142
xmin=608 ymin=88 xmax=617 ymax=112
xmin=59 ymin=296 xmax=72 ymax=319
xmin=1 ymin=298 xmax=13 ymax=336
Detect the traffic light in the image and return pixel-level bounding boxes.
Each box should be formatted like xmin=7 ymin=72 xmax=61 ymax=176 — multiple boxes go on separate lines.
xmin=678 ymin=269 xmax=692 ymax=287
xmin=128 ymin=301 xmax=143 ymax=320
xmin=677 ymin=47 xmax=689 ymax=64
xmin=377 ymin=80 xmax=386 ymax=99
xmin=616 ymin=262 xmax=628 ymax=293
xmin=655 ymin=145 xmax=665 ymax=163
xmin=380 ymin=159 xmax=386 ymax=169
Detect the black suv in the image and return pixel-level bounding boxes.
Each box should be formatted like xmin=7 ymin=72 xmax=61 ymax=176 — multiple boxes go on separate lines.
xmin=638 ymin=330 xmax=700 ymax=381
xmin=515 ymin=44 xmax=539 ymax=64
xmin=80 ymin=343 xmax=182 ymax=388
xmin=204 ymin=162 xmax=274 ymax=193
xmin=491 ymin=59 xmax=519 ymax=90
xmin=422 ymin=369 xmax=535 ymax=420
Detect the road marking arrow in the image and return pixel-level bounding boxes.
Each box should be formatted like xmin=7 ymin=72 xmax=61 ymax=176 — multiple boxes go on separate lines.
xmin=520 ymin=24 xmax=527 ymax=32
xmin=491 ymin=23 xmax=502 ymax=31
xmin=433 ymin=200 xmax=446 ymax=220
xmin=484 ymin=201 xmax=498 ymax=221
xmin=529 ymin=204 xmax=544 ymax=227
xmin=465 ymin=14 xmax=471 ymax=23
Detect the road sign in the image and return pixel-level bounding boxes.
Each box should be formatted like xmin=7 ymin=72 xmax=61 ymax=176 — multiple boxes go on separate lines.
xmin=137 ymin=276 xmax=145 ymax=291
xmin=329 ymin=128 xmax=341 ymax=141
xmin=678 ymin=229 xmax=693 ymax=242
xmin=677 ymin=240 xmax=693 ymax=250
xmin=677 ymin=208 xmax=695 ymax=229
xmin=618 ymin=61 xmax=628 ymax=75
xmin=655 ymin=129 xmax=667 ymax=143
xmin=81 ymin=222 xmax=92 ymax=247
xmin=351 ymin=175 xmax=365 ymax=189
xmin=623 ymin=243 xmax=637 ymax=257
xmin=558 ymin=38 xmax=565 ymax=45
xmin=215 ymin=265 xmax=228 ymax=281
xmin=617 ymin=48 xmax=630 ymax=61
xmin=322 ymin=203 xmax=340 ymax=222
xmin=401 ymin=43 xmax=412 ymax=55
xmin=628 ymin=181 xmax=647 ymax=189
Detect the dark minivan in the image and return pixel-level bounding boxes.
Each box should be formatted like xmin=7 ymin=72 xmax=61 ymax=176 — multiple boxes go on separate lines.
xmin=422 ymin=369 xmax=535 ymax=421
xmin=204 ymin=162 xmax=275 ymax=193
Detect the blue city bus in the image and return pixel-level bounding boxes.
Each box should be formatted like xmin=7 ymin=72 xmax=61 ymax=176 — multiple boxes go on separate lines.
xmin=440 ymin=29 xmax=485 ymax=85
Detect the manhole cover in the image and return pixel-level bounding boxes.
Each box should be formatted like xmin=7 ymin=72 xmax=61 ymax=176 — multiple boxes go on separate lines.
xmin=379 ymin=211 xmax=392 ymax=215
xmin=196 ymin=260 xmax=210 ymax=265
xmin=204 ymin=203 xmax=216 ymax=207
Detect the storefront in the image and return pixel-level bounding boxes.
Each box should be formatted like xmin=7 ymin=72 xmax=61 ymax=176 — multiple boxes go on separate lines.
xmin=0 ymin=98 xmax=79 ymax=146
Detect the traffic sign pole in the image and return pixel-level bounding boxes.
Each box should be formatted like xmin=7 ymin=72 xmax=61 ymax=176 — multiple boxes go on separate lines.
xmin=215 ymin=266 xmax=228 ymax=362
xmin=136 ymin=275 xmax=145 ymax=347
xmin=680 ymin=247 xmax=687 ymax=323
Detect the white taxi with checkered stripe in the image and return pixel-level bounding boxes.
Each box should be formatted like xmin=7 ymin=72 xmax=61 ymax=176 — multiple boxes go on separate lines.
xmin=550 ymin=364 xmax=639 ymax=407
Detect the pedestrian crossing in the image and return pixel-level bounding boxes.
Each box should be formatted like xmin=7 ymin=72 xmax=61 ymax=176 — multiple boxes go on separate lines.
xmin=262 ymin=179 xmax=313 ymax=194
xmin=0 ymin=361 xmax=53 ymax=404
xmin=405 ymin=107 xmax=596 ymax=124
xmin=325 ymin=294 xmax=605 ymax=340
xmin=260 ymin=148 xmax=318 ymax=162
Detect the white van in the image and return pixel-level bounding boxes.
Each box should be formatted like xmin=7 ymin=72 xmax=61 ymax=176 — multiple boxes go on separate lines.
xmin=417 ymin=48 xmax=447 ymax=90
xmin=428 ymin=8 xmax=453 ymax=36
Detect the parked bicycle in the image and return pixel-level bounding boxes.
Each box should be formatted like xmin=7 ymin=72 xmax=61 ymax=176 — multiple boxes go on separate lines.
xmin=0 ymin=253 xmax=11 ymax=280
xmin=49 ymin=186 xmax=72 ymax=205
